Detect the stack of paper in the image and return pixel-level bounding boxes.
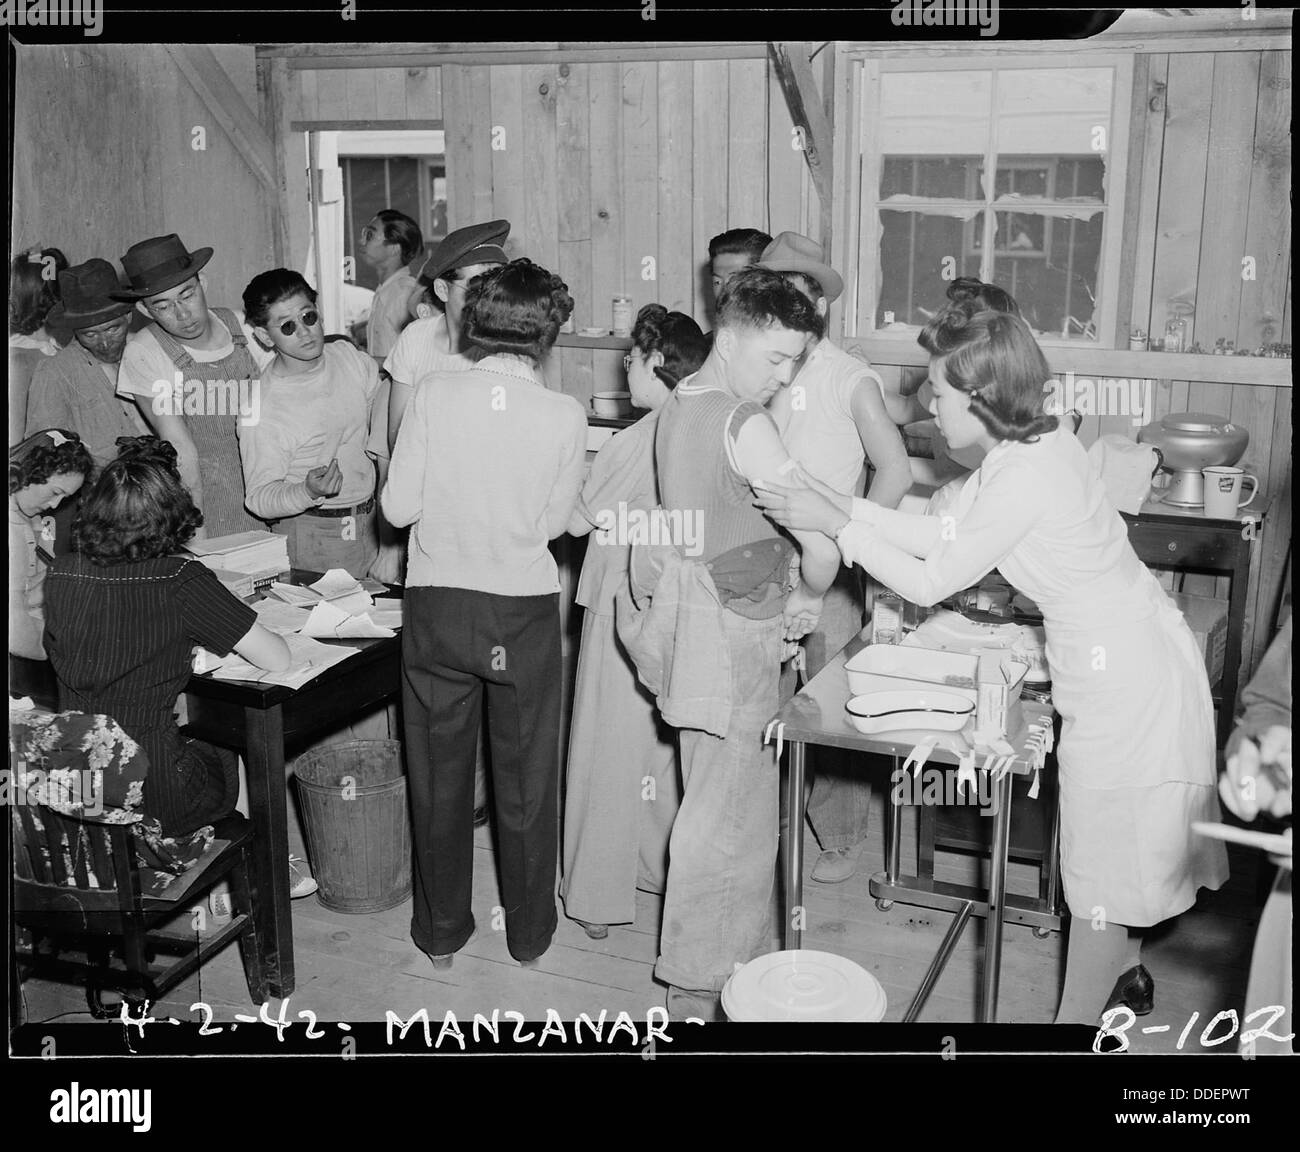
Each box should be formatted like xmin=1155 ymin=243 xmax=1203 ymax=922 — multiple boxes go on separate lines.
xmin=186 ymin=530 xmax=290 ymax=576
xmin=202 ymin=633 xmax=361 ymax=690
xmin=255 ymin=570 xmax=402 ymax=638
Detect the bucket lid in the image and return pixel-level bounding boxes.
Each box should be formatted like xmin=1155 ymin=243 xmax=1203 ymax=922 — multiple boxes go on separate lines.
xmin=721 ymin=949 xmax=887 ymax=1022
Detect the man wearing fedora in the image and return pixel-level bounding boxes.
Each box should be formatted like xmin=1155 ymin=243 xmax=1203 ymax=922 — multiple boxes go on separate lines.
xmin=760 ymin=231 xmax=913 ymax=884
xmin=26 ymin=258 xmax=149 ymax=467
xmin=113 ymin=234 xmax=273 ymax=539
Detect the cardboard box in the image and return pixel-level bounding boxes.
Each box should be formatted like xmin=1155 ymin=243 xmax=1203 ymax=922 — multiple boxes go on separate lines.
xmin=1170 ymin=591 xmax=1229 ymax=686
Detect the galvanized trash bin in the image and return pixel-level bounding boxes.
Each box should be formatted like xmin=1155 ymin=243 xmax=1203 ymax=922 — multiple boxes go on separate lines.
xmin=293 ymin=740 xmax=412 ymax=913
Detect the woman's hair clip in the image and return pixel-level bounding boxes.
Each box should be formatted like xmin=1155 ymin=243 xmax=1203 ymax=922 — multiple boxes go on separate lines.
xmin=47 ymin=430 xmax=70 ymax=447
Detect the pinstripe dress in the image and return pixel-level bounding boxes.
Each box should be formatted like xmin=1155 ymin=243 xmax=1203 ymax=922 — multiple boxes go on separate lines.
xmin=44 ymin=555 xmax=257 ymax=837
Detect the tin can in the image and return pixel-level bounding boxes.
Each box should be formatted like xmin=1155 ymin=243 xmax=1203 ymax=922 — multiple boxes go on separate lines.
xmin=612 ymin=295 xmax=633 ymax=337
xmin=1129 ymin=329 xmax=1146 ymax=351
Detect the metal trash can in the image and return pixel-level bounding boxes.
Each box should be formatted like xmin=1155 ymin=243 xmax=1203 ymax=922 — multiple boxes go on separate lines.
xmin=293 ymin=740 xmax=412 ymax=913
xmin=721 ymin=949 xmax=887 ymax=1022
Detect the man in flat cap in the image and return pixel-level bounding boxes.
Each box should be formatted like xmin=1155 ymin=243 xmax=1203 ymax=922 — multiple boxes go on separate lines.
xmin=383 ymin=219 xmax=510 ymax=450
xmin=759 ymin=231 xmax=912 ymax=885
xmin=26 ymin=258 xmax=149 ymax=467
xmin=112 ymin=234 xmax=273 ymax=538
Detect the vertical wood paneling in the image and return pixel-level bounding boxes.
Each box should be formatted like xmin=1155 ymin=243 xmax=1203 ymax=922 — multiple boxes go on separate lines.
xmin=374 ymin=68 xmax=408 ymax=119
xmin=727 ymin=58 xmax=768 ymax=230
xmin=521 ymin=64 xmax=560 ymax=273
xmin=299 ymin=68 xmax=318 ymax=120
xmin=404 ymin=67 xmax=441 ymax=119
xmin=441 ymin=65 xmax=474 ymax=232
xmin=315 ymin=69 xmax=351 ymax=121
xmin=589 ymin=63 xmax=625 ymax=334
xmin=691 ymin=60 xmax=729 ymax=330
xmin=1236 ymin=50 xmax=1291 ymax=353
xmin=556 ymin=63 xmax=593 ymax=402
xmin=767 ymin=62 xmax=804 ymax=239
xmin=345 ymin=68 xmax=378 ymax=121
xmin=657 ymin=61 xmax=695 ymax=317
xmin=621 ymin=63 xmax=659 ymax=320
xmin=488 ymin=66 xmax=526 ymax=255
xmin=465 ymin=66 xmax=495 ymax=226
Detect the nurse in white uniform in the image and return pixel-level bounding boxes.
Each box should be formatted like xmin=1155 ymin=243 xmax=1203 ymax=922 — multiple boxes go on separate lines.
xmin=756 ymin=307 xmax=1228 ymax=1024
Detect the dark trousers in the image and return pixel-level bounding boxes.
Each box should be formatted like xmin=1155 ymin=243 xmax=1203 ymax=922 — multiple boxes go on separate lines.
xmin=402 ymin=585 xmax=561 ymax=962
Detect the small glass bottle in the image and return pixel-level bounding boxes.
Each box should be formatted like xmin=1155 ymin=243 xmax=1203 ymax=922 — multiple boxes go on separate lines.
xmin=872 ymin=589 xmax=903 ymax=645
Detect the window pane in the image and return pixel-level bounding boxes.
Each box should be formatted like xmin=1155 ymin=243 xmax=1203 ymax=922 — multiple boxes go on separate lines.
xmin=387 ymin=157 xmax=420 ymax=235
xmin=878 ymin=210 xmax=979 ymax=327
xmin=994 ymin=68 xmax=1113 ymax=154
xmin=990 ymin=210 xmax=1104 ymax=338
xmin=880 ymin=71 xmax=992 ymax=155
xmin=882 ymin=155 xmax=983 ymax=199
xmin=344 ymin=157 xmax=387 ymax=290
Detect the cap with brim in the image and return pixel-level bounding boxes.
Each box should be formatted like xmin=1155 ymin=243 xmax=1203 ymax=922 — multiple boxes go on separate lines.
xmin=758 ymin=231 xmax=844 ymax=303
xmin=111 ymin=234 xmax=214 ymax=301
xmin=419 ymin=219 xmax=511 ymax=283
xmin=46 ymin=258 xmax=135 ymax=329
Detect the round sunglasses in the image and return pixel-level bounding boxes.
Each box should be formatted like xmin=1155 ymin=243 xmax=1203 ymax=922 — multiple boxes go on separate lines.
xmin=274 ymin=309 xmax=321 ymax=336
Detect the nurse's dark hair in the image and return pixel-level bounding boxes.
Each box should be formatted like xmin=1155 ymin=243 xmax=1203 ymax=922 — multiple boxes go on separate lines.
xmin=9 ymin=247 xmax=69 ymax=336
xmin=242 ymin=269 xmax=318 ymax=329
xmin=946 ymin=276 xmax=1020 ymax=318
xmin=9 ymin=429 xmax=93 ymax=495
xmin=460 ymin=258 xmax=573 ymax=362
xmin=918 ymin=309 xmax=1056 ymax=443
xmin=631 ymin=304 xmax=710 ymax=389
xmin=73 ymin=436 xmax=203 ymax=564
xmin=716 ymin=266 xmax=824 ymax=340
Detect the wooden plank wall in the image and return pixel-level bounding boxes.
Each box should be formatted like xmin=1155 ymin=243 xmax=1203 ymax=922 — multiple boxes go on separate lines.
xmin=1125 ymin=49 xmax=1292 ymax=679
xmin=286 ymin=58 xmax=813 ymax=400
xmin=11 ymin=45 xmax=274 ymax=317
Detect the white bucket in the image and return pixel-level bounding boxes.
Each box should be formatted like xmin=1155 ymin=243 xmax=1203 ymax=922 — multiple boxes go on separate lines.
xmin=721 ymin=949 xmax=887 ymax=1022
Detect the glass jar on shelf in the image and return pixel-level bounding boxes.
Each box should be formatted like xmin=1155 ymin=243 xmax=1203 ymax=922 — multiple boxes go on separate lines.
xmin=1163 ymin=303 xmax=1194 ymax=353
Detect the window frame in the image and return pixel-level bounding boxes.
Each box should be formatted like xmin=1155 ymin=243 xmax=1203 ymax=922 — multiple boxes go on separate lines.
xmin=844 ymin=53 xmax=1134 ymax=349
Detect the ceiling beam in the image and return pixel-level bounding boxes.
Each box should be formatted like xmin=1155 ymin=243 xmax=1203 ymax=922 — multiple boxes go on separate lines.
xmin=167 ymin=45 xmax=278 ymax=191
xmin=255 ymin=42 xmax=769 ymax=68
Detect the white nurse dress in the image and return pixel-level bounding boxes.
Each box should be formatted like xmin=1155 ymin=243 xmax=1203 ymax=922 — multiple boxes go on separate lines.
xmin=837 ymin=426 xmax=1229 ymax=927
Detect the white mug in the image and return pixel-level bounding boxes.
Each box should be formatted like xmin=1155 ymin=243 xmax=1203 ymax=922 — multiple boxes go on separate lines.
xmin=1202 ymin=466 xmax=1258 ymax=518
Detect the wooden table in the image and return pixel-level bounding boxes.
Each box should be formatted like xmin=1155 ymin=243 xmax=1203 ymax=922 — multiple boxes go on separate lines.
xmin=184 ymin=602 xmax=401 ymax=999
xmin=1123 ymin=495 xmax=1271 ymax=745
xmin=769 ymin=631 xmax=1060 ymax=1023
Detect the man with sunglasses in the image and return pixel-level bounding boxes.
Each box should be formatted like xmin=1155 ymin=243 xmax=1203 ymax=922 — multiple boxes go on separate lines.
xmin=239 ymin=269 xmax=383 ymax=580
xmin=113 ymin=234 xmax=273 ymax=538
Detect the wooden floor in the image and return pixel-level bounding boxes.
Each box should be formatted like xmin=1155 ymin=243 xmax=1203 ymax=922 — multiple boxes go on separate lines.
xmin=16 ymin=789 xmax=1269 ymax=1054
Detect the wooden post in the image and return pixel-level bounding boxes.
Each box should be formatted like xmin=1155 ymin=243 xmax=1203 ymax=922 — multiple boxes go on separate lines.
xmin=769 ymin=41 xmax=835 ymax=259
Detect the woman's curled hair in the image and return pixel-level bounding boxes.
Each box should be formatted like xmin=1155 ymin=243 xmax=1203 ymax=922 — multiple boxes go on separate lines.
xmin=631 ymin=304 xmax=710 ymax=388
xmin=73 ymin=436 xmax=204 ymax=564
xmin=9 ymin=429 xmax=93 ymax=495
xmin=945 ymin=276 xmax=1020 ymax=318
xmin=918 ymin=308 xmax=1056 ymax=443
xmin=460 ymin=259 xmax=573 ymax=362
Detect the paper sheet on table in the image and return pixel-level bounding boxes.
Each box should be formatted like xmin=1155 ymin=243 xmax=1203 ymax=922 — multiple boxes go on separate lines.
xmin=310 ymin=568 xmax=365 ymax=599
xmin=252 ymin=599 xmax=313 ymax=635
xmin=207 ymin=633 xmax=359 ymax=689
xmin=371 ymin=597 xmax=403 ymax=630
xmin=266 ymin=570 xmax=374 ymax=615
xmin=301 ymin=600 xmax=396 ymax=639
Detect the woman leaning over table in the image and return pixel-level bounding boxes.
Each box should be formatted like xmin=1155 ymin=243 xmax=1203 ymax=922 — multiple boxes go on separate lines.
xmin=560 ymin=304 xmax=710 ymax=939
xmin=754 ymin=307 xmax=1229 ymax=1025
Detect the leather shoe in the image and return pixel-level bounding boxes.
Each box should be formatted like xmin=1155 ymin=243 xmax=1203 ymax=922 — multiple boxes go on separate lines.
xmin=473 ymin=805 xmax=488 ymax=828
xmin=574 ymin=919 xmax=609 ymax=940
xmin=1104 ymin=964 xmax=1154 ymax=1017
xmin=811 ymin=845 xmax=864 ymax=884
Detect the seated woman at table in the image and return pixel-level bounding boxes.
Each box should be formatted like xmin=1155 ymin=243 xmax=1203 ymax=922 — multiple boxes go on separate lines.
xmin=44 ymin=436 xmax=291 ymax=837
xmin=754 ymin=306 xmax=1228 ymax=1025
xmin=241 ymin=269 xmax=384 ymax=580
xmin=561 ymin=303 xmax=709 ymax=939
xmin=9 ymin=429 xmax=93 ymax=706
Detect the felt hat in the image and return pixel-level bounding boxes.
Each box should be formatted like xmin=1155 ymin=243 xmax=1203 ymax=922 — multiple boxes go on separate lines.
xmin=418 ymin=220 xmax=510 ymax=283
xmin=758 ymin=231 xmax=843 ymax=303
xmin=112 ymin=234 xmax=214 ymax=300
xmin=46 ymin=259 xmax=135 ymax=329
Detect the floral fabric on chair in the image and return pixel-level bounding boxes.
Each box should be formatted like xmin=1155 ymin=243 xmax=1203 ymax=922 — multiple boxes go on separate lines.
xmin=9 ymin=702 xmax=217 ymax=898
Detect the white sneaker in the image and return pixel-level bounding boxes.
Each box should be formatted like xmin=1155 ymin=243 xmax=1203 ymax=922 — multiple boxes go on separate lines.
xmin=288 ymin=855 xmax=318 ymax=898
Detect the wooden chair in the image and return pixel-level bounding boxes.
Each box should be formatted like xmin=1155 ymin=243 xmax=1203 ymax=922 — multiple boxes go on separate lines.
xmin=12 ymin=805 xmax=268 ymax=1018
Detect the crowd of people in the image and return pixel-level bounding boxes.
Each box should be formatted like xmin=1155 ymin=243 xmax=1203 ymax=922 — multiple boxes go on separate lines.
xmin=8 ymin=212 xmax=1289 ymax=1033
